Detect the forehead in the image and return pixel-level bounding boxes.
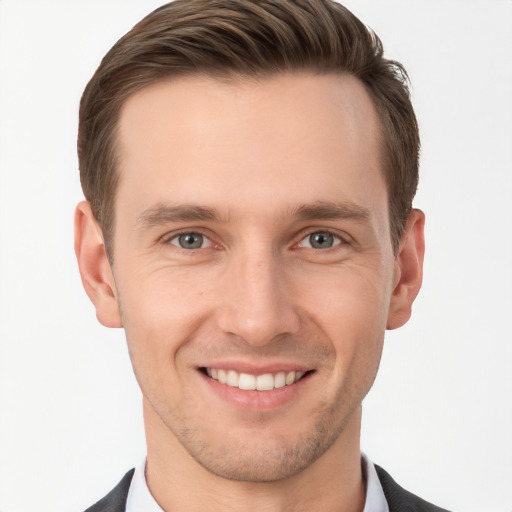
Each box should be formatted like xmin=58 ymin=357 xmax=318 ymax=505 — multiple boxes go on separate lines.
xmin=115 ymin=72 xmax=386 ymax=224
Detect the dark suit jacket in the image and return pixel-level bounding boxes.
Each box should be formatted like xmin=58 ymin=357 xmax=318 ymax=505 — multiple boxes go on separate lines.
xmin=84 ymin=465 xmax=451 ymax=512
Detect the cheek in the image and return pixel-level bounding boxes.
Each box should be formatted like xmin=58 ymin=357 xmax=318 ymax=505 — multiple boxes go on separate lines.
xmin=292 ymin=264 xmax=389 ymax=381
xmin=117 ymin=266 xmax=217 ymax=374
xmin=294 ymin=262 xmax=392 ymax=332
xmin=119 ymin=263 xmax=215 ymax=329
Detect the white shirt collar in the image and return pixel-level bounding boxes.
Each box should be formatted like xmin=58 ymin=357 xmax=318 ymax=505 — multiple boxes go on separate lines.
xmin=361 ymin=452 xmax=390 ymax=512
xmin=126 ymin=453 xmax=388 ymax=512
xmin=125 ymin=458 xmax=164 ymax=512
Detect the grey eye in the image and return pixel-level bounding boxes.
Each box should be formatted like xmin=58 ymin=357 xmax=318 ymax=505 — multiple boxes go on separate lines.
xmin=171 ymin=233 xmax=206 ymax=249
xmin=300 ymin=231 xmax=341 ymax=249
xmin=309 ymin=232 xmax=334 ymax=249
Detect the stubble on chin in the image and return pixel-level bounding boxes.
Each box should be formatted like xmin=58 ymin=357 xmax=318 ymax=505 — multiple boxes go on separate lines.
xmin=163 ymin=394 xmax=360 ymax=484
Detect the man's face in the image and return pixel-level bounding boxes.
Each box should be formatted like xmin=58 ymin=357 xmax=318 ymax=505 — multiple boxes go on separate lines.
xmin=104 ymin=73 xmax=405 ymax=481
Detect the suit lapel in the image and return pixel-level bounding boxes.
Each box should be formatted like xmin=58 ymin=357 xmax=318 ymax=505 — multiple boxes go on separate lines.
xmin=375 ymin=465 xmax=451 ymax=512
xmin=84 ymin=469 xmax=135 ymax=512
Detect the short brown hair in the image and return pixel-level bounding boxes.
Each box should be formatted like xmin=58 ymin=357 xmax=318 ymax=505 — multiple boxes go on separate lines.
xmin=78 ymin=0 xmax=419 ymax=258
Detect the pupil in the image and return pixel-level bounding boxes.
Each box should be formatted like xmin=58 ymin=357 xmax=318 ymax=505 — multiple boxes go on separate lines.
xmin=179 ymin=233 xmax=203 ymax=249
xmin=310 ymin=232 xmax=333 ymax=249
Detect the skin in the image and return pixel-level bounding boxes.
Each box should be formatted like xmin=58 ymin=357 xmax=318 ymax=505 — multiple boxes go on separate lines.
xmin=75 ymin=73 xmax=424 ymax=512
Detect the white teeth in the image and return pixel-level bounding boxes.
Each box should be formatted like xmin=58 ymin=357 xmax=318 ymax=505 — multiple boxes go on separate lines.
xmin=285 ymin=371 xmax=296 ymax=385
xmin=226 ymin=370 xmax=239 ymax=387
xmin=206 ymin=368 xmax=307 ymax=391
xmin=274 ymin=372 xmax=286 ymax=389
xmin=239 ymin=373 xmax=256 ymax=390
xmin=256 ymin=373 xmax=274 ymax=391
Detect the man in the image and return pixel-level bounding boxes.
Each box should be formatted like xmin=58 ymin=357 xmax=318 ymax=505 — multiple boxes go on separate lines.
xmin=74 ymin=1 xmax=449 ymax=510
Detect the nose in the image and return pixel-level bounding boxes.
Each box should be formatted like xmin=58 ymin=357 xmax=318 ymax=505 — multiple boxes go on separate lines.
xmin=216 ymin=248 xmax=301 ymax=347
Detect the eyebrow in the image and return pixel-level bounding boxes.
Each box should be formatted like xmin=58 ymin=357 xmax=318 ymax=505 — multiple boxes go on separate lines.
xmin=136 ymin=200 xmax=371 ymax=230
xmin=292 ymin=200 xmax=371 ymax=223
xmin=136 ymin=204 xmax=223 ymax=229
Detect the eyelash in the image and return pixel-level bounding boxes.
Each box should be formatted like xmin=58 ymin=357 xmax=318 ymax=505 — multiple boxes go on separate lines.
xmin=162 ymin=230 xmax=215 ymax=250
xmin=296 ymin=230 xmax=345 ymax=250
xmin=161 ymin=228 xmax=348 ymax=252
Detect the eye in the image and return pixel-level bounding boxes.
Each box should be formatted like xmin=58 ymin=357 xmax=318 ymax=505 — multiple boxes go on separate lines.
xmin=299 ymin=231 xmax=342 ymax=249
xmin=169 ymin=232 xmax=212 ymax=250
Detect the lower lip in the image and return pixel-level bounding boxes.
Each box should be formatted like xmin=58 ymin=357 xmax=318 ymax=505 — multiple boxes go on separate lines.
xmin=199 ymin=371 xmax=313 ymax=410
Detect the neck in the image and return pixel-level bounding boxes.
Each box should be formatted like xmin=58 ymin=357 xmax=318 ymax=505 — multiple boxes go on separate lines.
xmin=144 ymin=401 xmax=365 ymax=512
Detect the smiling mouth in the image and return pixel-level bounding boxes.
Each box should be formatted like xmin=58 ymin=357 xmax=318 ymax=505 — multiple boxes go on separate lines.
xmin=201 ymin=368 xmax=312 ymax=391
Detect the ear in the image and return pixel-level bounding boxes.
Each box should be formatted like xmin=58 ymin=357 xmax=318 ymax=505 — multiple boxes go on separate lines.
xmin=387 ymin=208 xmax=425 ymax=330
xmin=74 ymin=201 xmax=122 ymax=328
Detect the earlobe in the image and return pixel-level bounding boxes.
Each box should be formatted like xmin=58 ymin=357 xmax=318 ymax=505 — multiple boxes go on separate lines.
xmin=74 ymin=201 xmax=122 ymax=328
xmin=386 ymin=209 xmax=425 ymax=330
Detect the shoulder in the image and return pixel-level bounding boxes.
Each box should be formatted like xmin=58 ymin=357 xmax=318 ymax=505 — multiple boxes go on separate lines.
xmin=375 ymin=465 xmax=452 ymax=512
xmin=83 ymin=469 xmax=135 ymax=512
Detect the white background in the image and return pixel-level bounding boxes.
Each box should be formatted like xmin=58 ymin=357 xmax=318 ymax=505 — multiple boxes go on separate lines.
xmin=0 ymin=1 xmax=511 ymax=511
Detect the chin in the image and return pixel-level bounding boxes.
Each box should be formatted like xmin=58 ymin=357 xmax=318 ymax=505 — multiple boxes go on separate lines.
xmin=177 ymin=413 xmax=346 ymax=483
